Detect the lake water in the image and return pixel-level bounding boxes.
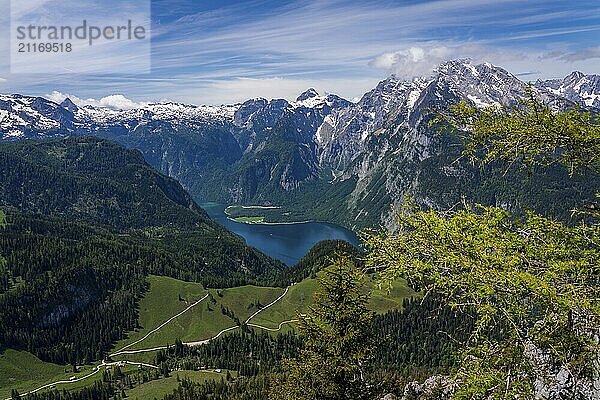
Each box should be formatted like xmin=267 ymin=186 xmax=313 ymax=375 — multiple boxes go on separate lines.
xmin=202 ymin=203 xmax=360 ymax=266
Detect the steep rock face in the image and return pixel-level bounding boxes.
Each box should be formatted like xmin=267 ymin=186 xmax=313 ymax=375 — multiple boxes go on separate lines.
xmin=222 ymin=91 xmax=352 ymax=202
xmin=318 ymin=76 xmax=430 ymax=172
xmin=316 ymin=60 xmax=572 ymax=228
xmin=319 ymin=60 xmax=534 ymax=181
xmin=233 ymin=98 xmax=288 ymax=152
xmin=1 ymin=60 xmax=599 ymax=229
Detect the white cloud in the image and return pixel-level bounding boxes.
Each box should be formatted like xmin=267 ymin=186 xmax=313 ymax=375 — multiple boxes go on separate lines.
xmin=368 ymin=43 xmax=547 ymax=80
xmin=370 ymin=46 xmax=453 ymax=79
xmin=46 ymin=91 xmax=147 ymax=110
xmin=45 ymin=91 xmax=70 ymax=104
xmin=97 ymin=95 xmax=147 ymax=110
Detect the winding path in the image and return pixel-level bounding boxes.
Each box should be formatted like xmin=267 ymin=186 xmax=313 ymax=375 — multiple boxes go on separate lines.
xmin=9 ymin=285 xmax=294 ymax=399
xmin=244 ymin=285 xmax=290 ymax=324
xmin=110 ymin=293 xmax=209 ymax=357
xmin=247 ymin=319 xmax=298 ymax=332
xmin=3 ymin=361 xmax=158 ymax=400
xmin=115 ymin=285 xmax=292 ymax=351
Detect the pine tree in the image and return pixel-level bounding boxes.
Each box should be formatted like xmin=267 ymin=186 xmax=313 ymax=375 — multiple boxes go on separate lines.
xmin=271 ymin=255 xmax=376 ymax=400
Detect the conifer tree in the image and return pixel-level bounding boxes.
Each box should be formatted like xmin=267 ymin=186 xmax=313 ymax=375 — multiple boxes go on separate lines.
xmin=271 ymin=255 xmax=376 ymax=400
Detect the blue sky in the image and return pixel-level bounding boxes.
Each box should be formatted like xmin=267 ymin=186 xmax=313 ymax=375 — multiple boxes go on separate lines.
xmin=1 ymin=0 xmax=600 ymax=105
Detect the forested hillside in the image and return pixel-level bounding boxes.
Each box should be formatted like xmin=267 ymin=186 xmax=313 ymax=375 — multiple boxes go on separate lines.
xmin=0 ymin=137 xmax=286 ymax=368
xmin=0 ymin=137 xmax=209 ymax=229
xmin=0 ymin=213 xmax=280 ymax=365
xmin=0 ymin=137 xmax=284 ymax=280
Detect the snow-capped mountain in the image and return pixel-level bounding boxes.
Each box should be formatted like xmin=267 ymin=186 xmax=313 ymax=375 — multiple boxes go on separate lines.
xmin=1 ymin=60 xmax=598 ymax=228
xmin=317 ymin=60 xmax=541 ymax=173
xmin=536 ymin=71 xmax=600 ymax=108
xmin=0 ymin=94 xmax=238 ymax=140
xmin=0 ymin=94 xmax=74 ymax=138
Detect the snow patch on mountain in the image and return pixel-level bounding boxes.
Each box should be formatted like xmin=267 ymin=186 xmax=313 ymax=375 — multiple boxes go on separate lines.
xmin=1 ymin=60 xmax=599 ymax=232
xmin=536 ymin=71 xmax=600 ymax=108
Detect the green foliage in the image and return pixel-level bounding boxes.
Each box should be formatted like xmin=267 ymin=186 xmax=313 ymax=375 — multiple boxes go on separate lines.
xmin=435 ymin=86 xmax=600 ymax=175
xmin=373 ymin=298 xmax=473 ymax=372
xmin=0 ymin=137 xmax=210 ymax=229
xmin=365 ymin=205 xmax=600 ymax=397
xmin=272 ymin=256 xmax=377 ymax=400
xmin=222 ymin=177 xmax=360 ymax=226
xmin=157 ymin=330 xmax=302 ymax=377
xmin=12 ymin=362 xmax=188 ymax=400
xmin=274 ymin=240 xmax=363 ymax=285
xmin=143 ymin=300 xmax=469 ymax=399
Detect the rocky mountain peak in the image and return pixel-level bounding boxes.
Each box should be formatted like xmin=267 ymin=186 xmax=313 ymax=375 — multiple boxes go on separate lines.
xmin=564 ymin=71 xmax=585 ymax=83
xmin=436 ymin=58 xmax=477 ymax=74
xmin=432 ymin=59 xmax=527 ymax=108
xmin=536 ymin=71 xmax=600 ymax=108
xmin=60 ymin=98 xmax=79 ymax=113
xmin=296 ymin=88 xmax=319 ymax=102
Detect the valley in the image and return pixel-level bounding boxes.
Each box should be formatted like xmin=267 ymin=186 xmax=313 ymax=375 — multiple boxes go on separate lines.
xmin=2 ymin=62 xmax=599 ymax=231
xmin=1 ymin=274 xmax=415 ymax=399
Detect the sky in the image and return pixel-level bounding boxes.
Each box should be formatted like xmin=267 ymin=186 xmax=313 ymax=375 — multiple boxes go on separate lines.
xmin=1 ymin=0 xmax=600 ymax=106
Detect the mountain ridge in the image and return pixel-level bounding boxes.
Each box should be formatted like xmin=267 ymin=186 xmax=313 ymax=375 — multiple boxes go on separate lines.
xmin=2 ymin=60 xmax=598 ymax=140
xmin=1 ymin=60 xmax=599 ymax=229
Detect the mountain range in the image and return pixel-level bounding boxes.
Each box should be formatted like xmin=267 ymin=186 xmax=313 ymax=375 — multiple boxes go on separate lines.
xmin=2 ymin=60 xmax=599 ymax=229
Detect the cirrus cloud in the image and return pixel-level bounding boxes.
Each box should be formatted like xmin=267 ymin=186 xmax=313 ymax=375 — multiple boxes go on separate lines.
xmin=540 ymin=46 xmax=600 ymax=62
